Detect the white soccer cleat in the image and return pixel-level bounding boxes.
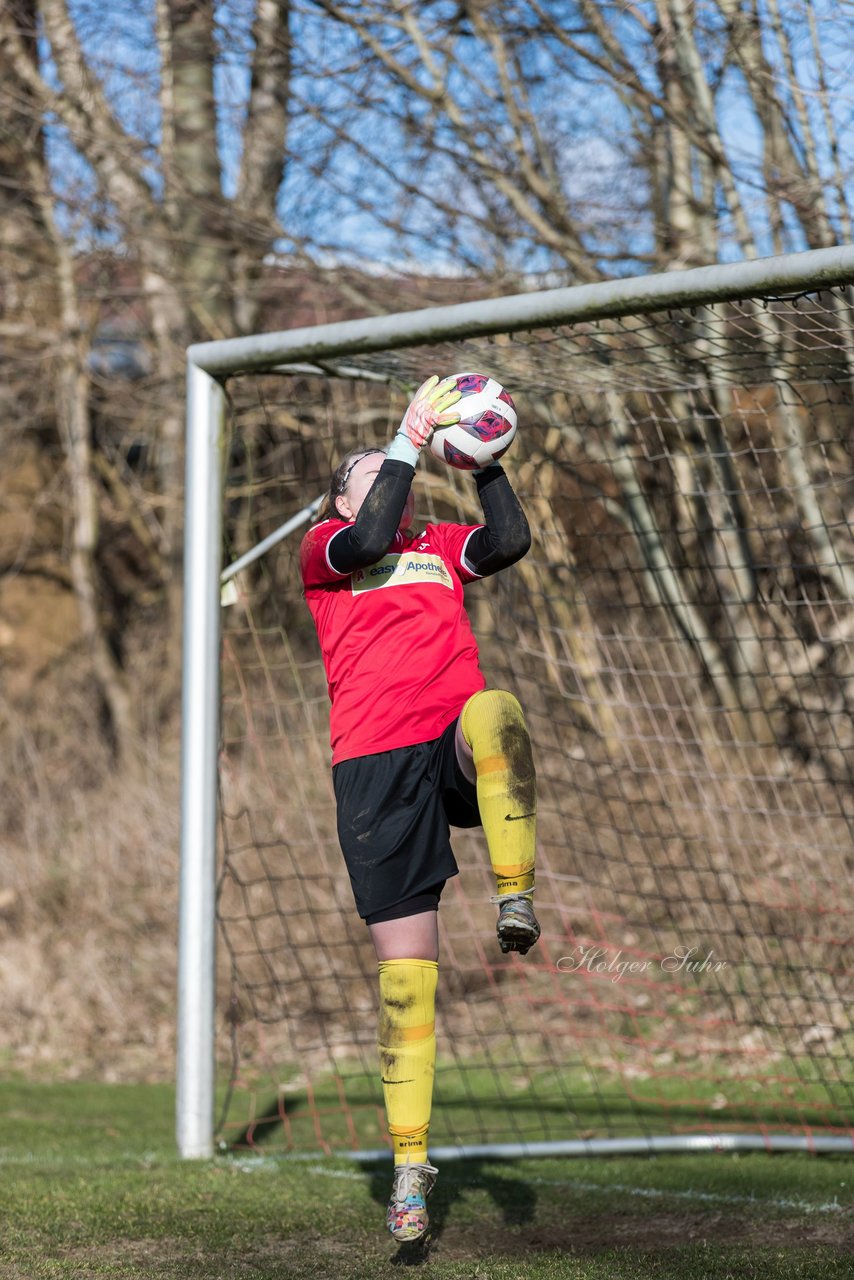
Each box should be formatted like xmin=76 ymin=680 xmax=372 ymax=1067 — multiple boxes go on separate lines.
xmin=386 ymin=1160 xmax=438 ymax=1242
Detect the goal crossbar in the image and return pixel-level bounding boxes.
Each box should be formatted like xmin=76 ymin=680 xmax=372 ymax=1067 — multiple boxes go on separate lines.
xmin=187 ymin=244 xmax=854 ymax=376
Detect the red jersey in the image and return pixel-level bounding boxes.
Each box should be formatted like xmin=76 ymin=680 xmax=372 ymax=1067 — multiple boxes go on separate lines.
xmin=300 ymin=519 xmax=487 ymax=764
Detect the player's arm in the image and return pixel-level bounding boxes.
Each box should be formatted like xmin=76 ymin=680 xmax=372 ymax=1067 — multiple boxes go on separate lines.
xmin=327 ymin=459 xmax=415 ymax=572
xmin=328 ymin=376 xmax=461 ymax=574
xmin=463 ymin=464 xmax=532 ymax=577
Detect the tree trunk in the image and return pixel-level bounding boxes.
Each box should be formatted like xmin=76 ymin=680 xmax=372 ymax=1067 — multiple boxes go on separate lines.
xmin=0 ymin=0 xmax=54 ymax=334
xmin=29 ymin=159 xmax=135 ymax=758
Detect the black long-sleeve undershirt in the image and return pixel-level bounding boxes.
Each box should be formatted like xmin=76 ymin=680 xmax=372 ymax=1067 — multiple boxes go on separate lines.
xmin=326 ymin=457 xmax=531 ymax=577
xmin=466 ymin=463 xmax=532 ymax=576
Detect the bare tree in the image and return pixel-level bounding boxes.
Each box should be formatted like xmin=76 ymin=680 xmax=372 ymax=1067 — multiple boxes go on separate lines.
xmin=0 ymin=0 xmax=293 ymax=718
xmin=0 ymin=0 xmax=55 ymax=371
xmin=1 ymin=0 xmax=852 ymax=759
xmin=307 ymin=1 xmax=852 ymax=275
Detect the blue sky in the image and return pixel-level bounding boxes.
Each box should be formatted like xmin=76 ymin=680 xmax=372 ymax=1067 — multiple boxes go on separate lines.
xmin=43 ymin=0 xmax=854 ymax=275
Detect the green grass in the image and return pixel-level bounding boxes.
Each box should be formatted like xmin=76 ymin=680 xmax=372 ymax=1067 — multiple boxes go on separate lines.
xmin=0 ymin=1081 xmax=851 ymax=1278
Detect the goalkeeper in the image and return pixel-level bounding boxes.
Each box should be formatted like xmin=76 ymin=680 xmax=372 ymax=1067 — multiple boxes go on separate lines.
xmin=299 ymin=376 xmax=539 ymax=1244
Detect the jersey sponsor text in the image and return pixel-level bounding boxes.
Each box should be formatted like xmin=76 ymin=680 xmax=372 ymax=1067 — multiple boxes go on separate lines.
xmin=352 ymin=552 xmax=454 ymax=594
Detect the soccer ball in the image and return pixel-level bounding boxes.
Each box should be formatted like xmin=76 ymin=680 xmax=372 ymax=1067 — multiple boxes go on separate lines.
xmin=429 ymin=372 xmax=517 ymax=471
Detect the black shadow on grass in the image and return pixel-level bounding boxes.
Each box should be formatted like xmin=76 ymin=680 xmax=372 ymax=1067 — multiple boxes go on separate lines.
xmin=365 ymin=1158 xmax=537 ymax=1265
xmin=224 ymin=1093 xmax=306 ymax=1150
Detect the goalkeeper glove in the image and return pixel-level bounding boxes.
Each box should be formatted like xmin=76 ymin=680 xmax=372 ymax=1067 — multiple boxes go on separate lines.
xmin=386 ymin=375 xmax=461 ymax=467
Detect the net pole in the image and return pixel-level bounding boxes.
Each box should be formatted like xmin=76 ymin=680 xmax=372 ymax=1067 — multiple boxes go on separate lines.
xmin=177 ymin=360 xmax=227 ymax=1159
xmin=332 ymin=1135 xmax=854 ymax=1161
xmin=220 ymin=494 xmax=324 ymax=586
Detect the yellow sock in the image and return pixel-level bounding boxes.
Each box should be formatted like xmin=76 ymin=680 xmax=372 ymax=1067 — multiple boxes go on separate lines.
xmin=377 ymin=958 xmax=438 ymax=1166
xmin=461 ymin=689 xmax=536 ymax=897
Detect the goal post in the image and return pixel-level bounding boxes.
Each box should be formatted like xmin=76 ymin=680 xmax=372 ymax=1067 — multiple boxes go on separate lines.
xmin=178 ymin=245 xmax=854 ymax=1161
xmin=177 ymin=361 xmax=226 ymax=1158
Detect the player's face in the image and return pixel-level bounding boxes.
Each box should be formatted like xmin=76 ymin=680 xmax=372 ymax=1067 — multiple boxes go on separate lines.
xmin=337 ymin=453 xmax=415 ymax=531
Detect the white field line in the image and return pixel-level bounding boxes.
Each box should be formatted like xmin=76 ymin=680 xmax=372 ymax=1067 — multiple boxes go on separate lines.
xmin=300 ymin=1162 xmax=850 ymax=1216
xmin=0 ymin=1151 xmax=166 ymax=1167
xmin=0 ymin=1150 xmax=847 ymax=1217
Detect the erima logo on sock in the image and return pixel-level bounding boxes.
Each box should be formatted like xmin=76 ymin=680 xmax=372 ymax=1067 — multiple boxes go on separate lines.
xmin=505 ymin=812 xmax=536 ymax=821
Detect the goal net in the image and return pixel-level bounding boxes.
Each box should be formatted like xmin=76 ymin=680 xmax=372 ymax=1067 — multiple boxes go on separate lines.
xmin=195 ymin=260 xmax=853 ymax=1158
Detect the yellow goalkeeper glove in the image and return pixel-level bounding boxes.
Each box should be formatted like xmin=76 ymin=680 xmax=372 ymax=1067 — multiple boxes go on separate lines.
xmin=386 ymin=375 xmax=461 ymax=466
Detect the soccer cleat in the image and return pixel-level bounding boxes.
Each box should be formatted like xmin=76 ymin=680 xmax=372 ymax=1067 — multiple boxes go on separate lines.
xmin=386 ymin=1160 xmax=438 ymax=1242
xmin=493 ymin=892 xmax=541 ymax=955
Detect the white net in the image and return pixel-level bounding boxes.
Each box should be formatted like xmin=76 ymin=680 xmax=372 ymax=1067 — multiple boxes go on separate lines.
xmin=213 ymin=284 xmax=853 ymax=1154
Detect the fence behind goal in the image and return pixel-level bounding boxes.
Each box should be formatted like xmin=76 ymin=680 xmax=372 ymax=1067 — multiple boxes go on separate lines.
xmin=179 ymin=249 xmax=854 ymax=1159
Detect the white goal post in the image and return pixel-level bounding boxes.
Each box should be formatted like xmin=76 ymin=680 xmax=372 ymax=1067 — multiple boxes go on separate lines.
xmin=178 ymin=245 xmax=854 ymax=1160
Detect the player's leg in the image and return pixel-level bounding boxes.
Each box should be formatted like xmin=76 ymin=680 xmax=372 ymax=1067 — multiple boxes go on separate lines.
xmin=370 ymin=908 xmax=439 ymax=962
xmin=369 ymin=908 xmax=440 ymax=1242
xmin=334 ymin=743 xmax=458 ymax=1242
xmin=457 ymin=689 xmax=540 ymax=953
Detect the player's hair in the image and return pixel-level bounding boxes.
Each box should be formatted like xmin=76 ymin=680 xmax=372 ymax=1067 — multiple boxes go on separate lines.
xmin=314 ymin=447 xmax=387 ymax=522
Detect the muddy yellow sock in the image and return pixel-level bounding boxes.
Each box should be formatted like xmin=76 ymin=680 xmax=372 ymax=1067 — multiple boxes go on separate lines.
xmin=461 ymin=689 xmax=536 ymax=897
xmin=377 ymin=958 xmax=438 ymax=1166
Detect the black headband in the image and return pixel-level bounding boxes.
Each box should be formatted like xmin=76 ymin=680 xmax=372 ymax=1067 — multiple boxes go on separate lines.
xmin=335 ymin=448 xmax=386 ymax=495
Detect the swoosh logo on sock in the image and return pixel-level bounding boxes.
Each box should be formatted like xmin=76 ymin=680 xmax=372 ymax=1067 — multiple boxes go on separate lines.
xmin=505 ymin=812 xmax=536 ymax=821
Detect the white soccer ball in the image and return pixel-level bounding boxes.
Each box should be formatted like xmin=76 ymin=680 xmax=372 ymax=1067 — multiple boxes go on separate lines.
xmin=429 ymin=372 xmax=517 ymax=471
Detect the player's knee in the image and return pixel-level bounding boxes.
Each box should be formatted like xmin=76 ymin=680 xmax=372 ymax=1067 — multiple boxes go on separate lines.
xmin=461 ymin=688 xmax=525 ymax=747
xmin=377 ymin=959 xmax=438 ymax=1044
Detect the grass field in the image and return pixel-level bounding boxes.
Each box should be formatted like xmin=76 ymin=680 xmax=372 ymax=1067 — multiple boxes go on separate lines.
xmin=1 ymin=1081 xmax=851 ymax=1279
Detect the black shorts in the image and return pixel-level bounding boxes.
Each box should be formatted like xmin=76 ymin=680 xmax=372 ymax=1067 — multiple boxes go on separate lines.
xmin=332 ymin=716 xmax=481 ymax=924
